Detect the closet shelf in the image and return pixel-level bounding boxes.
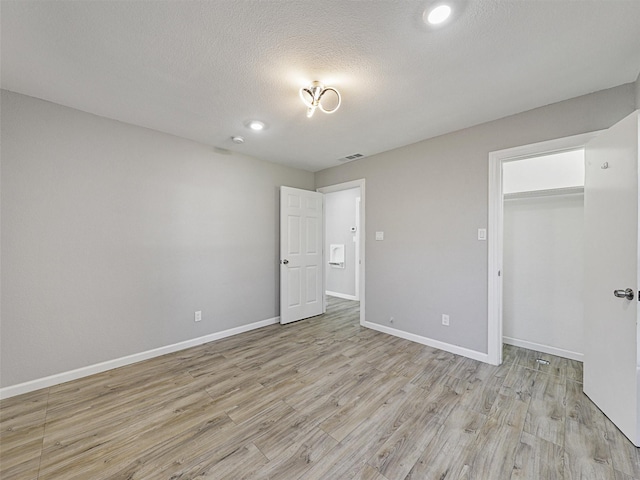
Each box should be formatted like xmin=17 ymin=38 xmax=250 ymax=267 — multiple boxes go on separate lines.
xmin=504 ymin=186 xmax=584 ymax=200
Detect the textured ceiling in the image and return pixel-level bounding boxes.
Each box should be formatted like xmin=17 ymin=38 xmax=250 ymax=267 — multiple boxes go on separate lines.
xmin=2 ymin=1 xmax=640 ymax=172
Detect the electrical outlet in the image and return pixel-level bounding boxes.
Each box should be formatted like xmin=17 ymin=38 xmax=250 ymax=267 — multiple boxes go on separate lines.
xmin=389 ymin=316 xmax=395 ymax=324
xmin=195 ymin=311 xmax=202 ymax=322
xmin=442 ymin=314 xmax=450 ymax=326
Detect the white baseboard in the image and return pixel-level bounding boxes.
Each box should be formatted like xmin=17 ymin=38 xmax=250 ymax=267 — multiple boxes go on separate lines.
xmin=363 ymin=321 xmax=489 ymax=364
xmin=503 ymin=336 xmax=583 ymax=361
xmin=326 ymin=291 xmax=359 ymax=301
xmin=0 ymin=316 xmax=280 ymax=400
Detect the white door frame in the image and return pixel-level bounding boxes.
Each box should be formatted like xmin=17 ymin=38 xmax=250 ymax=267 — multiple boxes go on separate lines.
xmin=487 ymin=132 xmax=602 ymax=365
xmin=355 ymin=196 xmax=361 ymax=301
xmin=317 ymin=179 xmax=366 ymax=326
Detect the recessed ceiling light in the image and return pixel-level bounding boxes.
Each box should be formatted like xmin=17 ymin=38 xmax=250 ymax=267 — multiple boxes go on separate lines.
xmin=425 ymin=4 xmax=451 ymax=25
xmin=248 ymin=120 xmax=265 ymax=131
xmin=231 ymin=136 xmax=245 ymax=144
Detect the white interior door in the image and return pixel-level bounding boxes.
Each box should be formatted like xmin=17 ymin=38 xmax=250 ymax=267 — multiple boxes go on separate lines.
xmin=584 ymin=110 xmax=639 ymax=446
xmin=280 ymin=186 xmax=324 ymax=324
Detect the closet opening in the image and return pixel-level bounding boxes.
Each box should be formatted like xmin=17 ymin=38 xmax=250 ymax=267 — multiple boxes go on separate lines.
xmin=502 ymin=149 xmax=585 ymax=361
xmin=487 ymin=131 xmax=601 ymax=365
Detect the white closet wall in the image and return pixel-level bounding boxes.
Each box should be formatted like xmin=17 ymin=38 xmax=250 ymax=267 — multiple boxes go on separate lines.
xmin=503 ymin=193 xmax=584 ymax=359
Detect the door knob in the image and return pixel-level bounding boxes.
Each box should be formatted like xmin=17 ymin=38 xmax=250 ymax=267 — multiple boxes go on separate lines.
xmin=613 ymin=288 xmax=634 ymax=300
xmin=281 ymin=259 xmax=289 ymax=265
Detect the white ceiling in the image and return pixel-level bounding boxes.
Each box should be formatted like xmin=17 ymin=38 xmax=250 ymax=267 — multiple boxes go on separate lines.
xmin=2 ymin=1 xmax=640 ymax=172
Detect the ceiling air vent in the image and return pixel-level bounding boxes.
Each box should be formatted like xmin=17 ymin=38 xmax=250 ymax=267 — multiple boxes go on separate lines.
xmin=339 ymin=153 xmax=364 ymax=162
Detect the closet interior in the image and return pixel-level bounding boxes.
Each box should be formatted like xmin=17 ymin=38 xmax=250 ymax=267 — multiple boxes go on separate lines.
xmin=502 ymin=149 xmax=585 ymax=361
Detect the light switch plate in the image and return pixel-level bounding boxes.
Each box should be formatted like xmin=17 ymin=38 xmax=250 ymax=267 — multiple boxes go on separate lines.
xmin=478 ymin=228 xmax=487 ymax=241
xmin=375 ymin=231 xmax=384 ymax=241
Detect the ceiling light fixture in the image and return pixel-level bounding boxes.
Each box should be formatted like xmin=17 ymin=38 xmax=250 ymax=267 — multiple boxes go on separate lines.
xmin=299 ymin=81 xmax=341 ymax=118
xmin=248 ymin=120 xmax=265 ymax=131
xmin=231 ymin=136 xmax=245 ymax=144
xmin=425 ymin=4 xmax=451 ymax=25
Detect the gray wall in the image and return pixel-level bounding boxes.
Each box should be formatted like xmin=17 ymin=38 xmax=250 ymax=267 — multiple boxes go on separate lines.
xmin=325 ymin=188 xmax=359 ymax=297
xmin=315 ymin=83 xmax=636 ymax=354
xmin=635 ymin=72 xmax=640 ymax=108
xmin=2 ymin=81 xmax=637 ymax=389
xmin=0 ymin=90 xmax=314 ymax=387
xmin=503 ymin=194 xmax=584 ymax=356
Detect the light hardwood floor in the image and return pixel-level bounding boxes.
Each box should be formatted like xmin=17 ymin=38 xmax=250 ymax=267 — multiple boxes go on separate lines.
xmin=1 ymin=297 xmax=638 ymax=479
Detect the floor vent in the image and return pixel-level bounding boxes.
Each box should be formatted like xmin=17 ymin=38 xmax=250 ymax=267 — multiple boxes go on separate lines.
xmin=339 ymin=153 xmax=364 ymax=162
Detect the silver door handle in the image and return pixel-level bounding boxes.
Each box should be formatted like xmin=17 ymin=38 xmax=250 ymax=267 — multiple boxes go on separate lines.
xmin=281 ymin=259 xmax=289 ymax=265
xmin=613 ymin=288 xmax=634 ymax=300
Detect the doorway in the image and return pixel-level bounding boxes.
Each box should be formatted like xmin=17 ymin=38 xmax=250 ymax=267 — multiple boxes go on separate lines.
xmin=487 ymin=132 xmax=601 ymax=365
xmin=324 ymin=187 xmax=360 ymax=302
xmin=317 ymin=179 xmax=366 ymax=325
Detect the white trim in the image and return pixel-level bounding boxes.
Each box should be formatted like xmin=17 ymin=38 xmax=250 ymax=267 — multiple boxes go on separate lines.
xmin=326 ymin=291 xmax=358 ymax=301
xmin=355 ymin=196 xmax=361 ymax=301
xmin=0 ymin=316 xmax=280 ymax=400
xmin=363 ymin=321 xmax=489 ymax=363
xmin=487 ymin=151 xmax=504 ymax=365
xmin=317 ymin=179 xmax=363 ymax=194
xmin=322 ymin=193 xmax=327 ymax=314
xmin=487 ymin=131 xmax=603 ymax=366
xmin=488 ymin=132 xmax=602 ymax=164
xmin=503 ymin=336 xmax=583 ymax=362
xmin=318 ymin=179 xmax=366 ymax=326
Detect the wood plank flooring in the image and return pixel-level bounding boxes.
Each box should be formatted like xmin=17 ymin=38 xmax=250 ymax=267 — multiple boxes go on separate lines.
xmin=1 ymin=297 xmax=638 ymax=479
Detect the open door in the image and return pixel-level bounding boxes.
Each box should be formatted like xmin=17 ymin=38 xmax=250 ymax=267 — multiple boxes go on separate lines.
xmin=584 ymin=110 xmax=639 ymax=446
xmin=280 ymin=186 xmax=324 ymax=324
